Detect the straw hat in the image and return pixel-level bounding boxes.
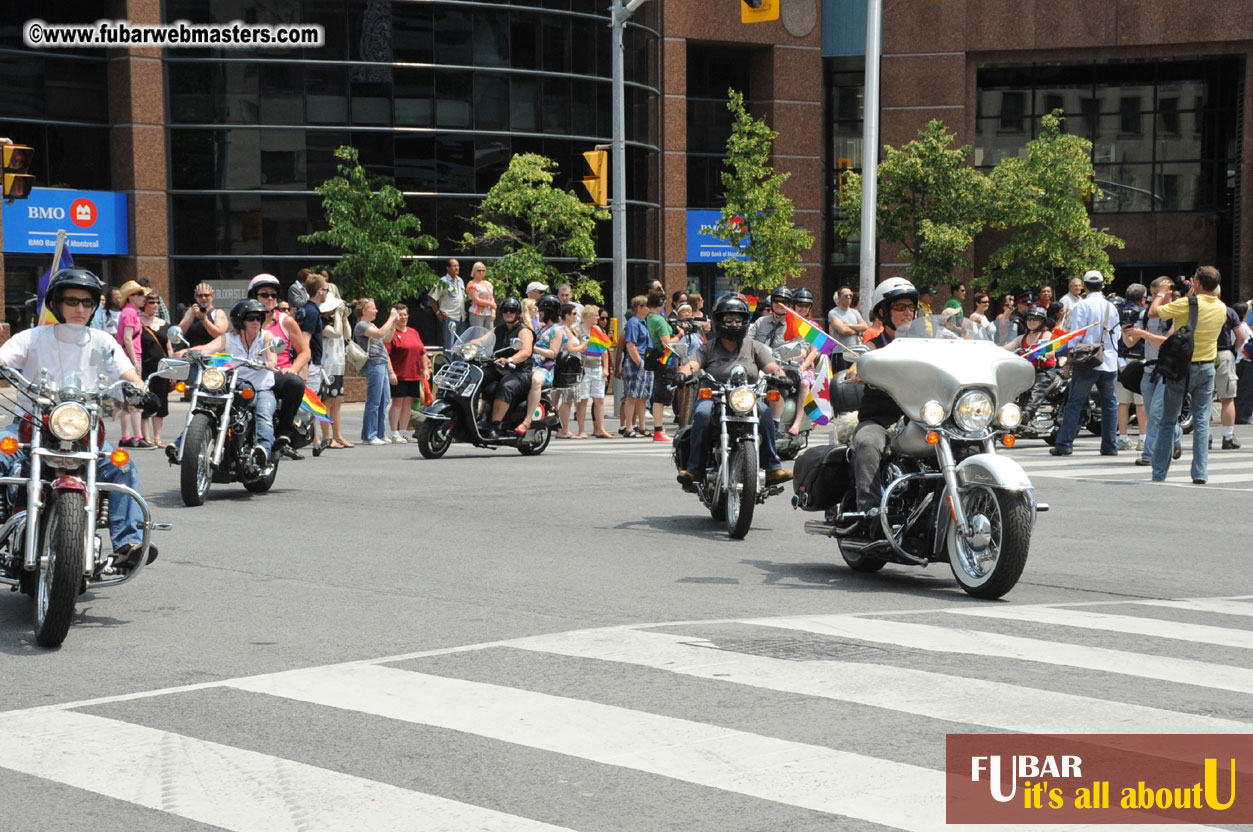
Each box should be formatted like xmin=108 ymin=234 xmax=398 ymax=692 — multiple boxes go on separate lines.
xmin=118 ymin=280 xmax=146 ymax=301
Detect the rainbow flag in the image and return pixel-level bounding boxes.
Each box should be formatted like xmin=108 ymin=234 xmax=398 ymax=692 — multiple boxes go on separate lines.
xmin=209 ymin=352 xmax=235 ymax=369
xmin=585 ymin=327 xmax=611 ymax=357
xmin=300 ymin=387 xmax=332 ymax=423
xmin=744 ymin=296 xmax=759 ymax=314
xmin=783 ymin=306 xmax=838 ymax=356
xmin=802 ymin=393 xmax=829 ymax=427
xmin=661 ymin=344 xmax=679 ymax=368
xmin=1021 ymin=324 xmax=1093 ymax=361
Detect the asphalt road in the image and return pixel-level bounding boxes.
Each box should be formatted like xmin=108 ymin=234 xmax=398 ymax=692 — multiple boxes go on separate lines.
xmin=1 ymin=401 xmax=1251 ymax=831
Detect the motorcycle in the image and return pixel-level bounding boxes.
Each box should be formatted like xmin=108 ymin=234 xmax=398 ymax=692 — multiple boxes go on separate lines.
xmin=792 ymin=315 xmax=1047 ymax=599
xmin=0 ymin=356 xmax=173 ymax=647
xmin=672 ymin=366 xmax=790 ymax=539
xmin=772 ymin=338 xmax=814 ymax=460
xmin=418 ymin=326 xmax=561 ymax=459
xmin=168 ymin=338 xmax=289 ymax=506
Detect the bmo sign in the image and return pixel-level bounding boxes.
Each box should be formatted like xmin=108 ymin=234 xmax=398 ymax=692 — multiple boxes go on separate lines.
xmin=2 ymin=188 xmax=128 ymax=255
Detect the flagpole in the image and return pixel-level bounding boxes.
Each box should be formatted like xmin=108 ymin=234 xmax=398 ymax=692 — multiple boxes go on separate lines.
xmin=1020 ymin=321 xmax=1097 ymax=359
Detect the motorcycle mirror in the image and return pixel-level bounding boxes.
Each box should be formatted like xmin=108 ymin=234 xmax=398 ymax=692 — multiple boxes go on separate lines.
xmin=269 ymin=337 xmax=288 ymax=353
xmin=153 ymin=358 xmax=192 ymax=381
xmin=166 ymin=325 xmax=188 ymax=349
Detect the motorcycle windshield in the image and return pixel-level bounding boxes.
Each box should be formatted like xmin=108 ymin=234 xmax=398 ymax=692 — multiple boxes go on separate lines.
xmin=858 ymin=317 xmax=1035 ymax=419
xmin=457 ymin=326 xmax=496 ymax=352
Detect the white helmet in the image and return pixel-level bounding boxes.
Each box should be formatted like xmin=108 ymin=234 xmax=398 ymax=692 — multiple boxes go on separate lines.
xmin=870 ymin=276 xmax=919 ymax=323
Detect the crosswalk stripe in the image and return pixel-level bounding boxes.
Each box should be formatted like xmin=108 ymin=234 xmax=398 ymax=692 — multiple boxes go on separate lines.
xmin=0 ymin=709 xmax=575 ymax=832
xmin=507 ymin=626 xmax=1249 ymax=733
xmin=749 ymin=614 xmax=1253 ymax=694
xmin=228 ymin=662 xmax=946 ymax=832
xmin=946 ymin=605 xmax=1253 ymax=650
xmin=1135 ymin=597 xmax=1253 ymax=617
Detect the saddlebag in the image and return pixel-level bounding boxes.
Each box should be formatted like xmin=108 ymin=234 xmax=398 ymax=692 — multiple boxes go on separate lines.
xmin=792 ymin=443 xmax=851 ymax=511
xmin=673 ymin=425 xmax=691 ymax=472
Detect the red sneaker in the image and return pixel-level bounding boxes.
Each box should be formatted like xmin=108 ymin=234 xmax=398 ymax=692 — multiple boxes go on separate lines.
xmin=652 ymin=430 xmax=672 ymax=443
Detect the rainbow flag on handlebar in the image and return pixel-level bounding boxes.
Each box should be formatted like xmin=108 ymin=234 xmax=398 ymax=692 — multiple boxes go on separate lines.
xmin=783 ymin=306 xmax=838 ymax=356
xmin=300 ymin=387 xmax=332 ymax=423
xmin=209 ymin=352 xmax=236 ymax=369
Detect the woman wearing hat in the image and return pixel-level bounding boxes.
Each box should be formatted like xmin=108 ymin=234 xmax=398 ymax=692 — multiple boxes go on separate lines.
xmin=318 ymin=282 xmax=353 ymax=449
xmin=115 ymin=280 xmax=150 ymax=448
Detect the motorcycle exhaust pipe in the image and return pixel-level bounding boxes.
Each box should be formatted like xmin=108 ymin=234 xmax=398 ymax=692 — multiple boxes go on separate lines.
xmin=803 ymin=519 xmax=836 ymax=537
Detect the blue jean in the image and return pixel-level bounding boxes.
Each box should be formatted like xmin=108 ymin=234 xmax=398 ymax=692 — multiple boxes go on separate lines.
xmin=1151 ymin=362 xmax=1215 ymax=482
xmin=686 ymin=399 xmax=781 ymax=474
xmin=253 ymin=389 xmax=276 ymax=453
xmin=1139 ymin=371 xmax=1181 ymax=462
xmin=0 ymin=423 xmax=143 ymax=548
xmin=1056 ymin=367 xmax=1118 ymax=453
xmin=362 ymin=362 xmax=391 ymax=441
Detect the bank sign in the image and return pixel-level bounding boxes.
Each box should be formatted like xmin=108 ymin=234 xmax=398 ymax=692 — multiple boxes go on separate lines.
xmin=2 ymin=189 xmax=129 ymax=255
xmin=686 ymin=209 xmax=749 ymax=263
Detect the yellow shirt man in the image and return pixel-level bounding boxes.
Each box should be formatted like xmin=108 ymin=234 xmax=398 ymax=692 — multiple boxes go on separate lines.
xmin=1156 ymin=294 xmax=1226 ymax=363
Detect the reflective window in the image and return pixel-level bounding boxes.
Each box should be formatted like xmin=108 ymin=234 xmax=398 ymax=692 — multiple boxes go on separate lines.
xmin=474 ymin=9 xmax=509 ymax=68
xmin=476 ymin=74 xmax=509 ymax=131
xmin=436 ymin=70 xmax=473 ymax=129
xmin=392 ymin=3 xmax=433 ymax=63
xmin=394 ymin=135 xmax=437 ymax=191
xmin=433 ymin=7 xmax=472 ymax=67
xmin=394 ymin=68 xmax=433 ymax=127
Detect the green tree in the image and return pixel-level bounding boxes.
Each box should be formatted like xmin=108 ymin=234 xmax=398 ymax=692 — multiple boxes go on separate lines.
xmin=836 ymin=120 xmax=989 ymax=287
xmin=712 ymin=89 xmax=815 ymax=291
xmin=298 ymin=145 xmax=438 ymax=303
xmin=461 ymin=153 xmax=609 ymax=300
xmin=983 ymin=110 xmax=1125 ymax=293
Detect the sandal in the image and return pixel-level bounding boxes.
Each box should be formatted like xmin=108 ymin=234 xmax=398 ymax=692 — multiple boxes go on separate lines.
xmin=574 ymin=433 xmax=589 ymax=440
xmin=594 ymin=431 xmax=616 ymax=439
xmin=330 ymin=440 xmax=351 ymax=449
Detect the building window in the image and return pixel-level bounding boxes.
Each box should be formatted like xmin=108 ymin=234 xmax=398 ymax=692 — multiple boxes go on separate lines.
xmin=686 ymin=43 xmax=752 ymax=209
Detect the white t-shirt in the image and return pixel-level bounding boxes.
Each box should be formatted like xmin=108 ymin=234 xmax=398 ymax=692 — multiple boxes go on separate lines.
xmin=827 ymin=305 xmax=866 ymax=348
xmin=0 ymin=324 xmax=135 ymax=414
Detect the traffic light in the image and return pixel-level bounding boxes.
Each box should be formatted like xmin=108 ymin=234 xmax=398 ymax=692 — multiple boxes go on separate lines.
xmin=2 ymin=142 xmax=34 ymax=200
xmin=581 ymin=149 xmax=608 ymax=207
xmin=741 ymin=0 xmax=779 ymax=23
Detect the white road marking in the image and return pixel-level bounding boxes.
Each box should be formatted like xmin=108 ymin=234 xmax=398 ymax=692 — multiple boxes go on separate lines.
xmin=0 ymin=709 xmax=574 ymax=832
xmin=508 ymin=626 xmax=1248 ymax=733
xmin=749 ymin=615 xmax=1253 ymax=694
xmin=229 ymin=662 xmax=947 ymax=832
xmin=1135 ymin=597 xmax=1253 ymax=617
xmin=946 ymin=605 xmax=1253 ymax=650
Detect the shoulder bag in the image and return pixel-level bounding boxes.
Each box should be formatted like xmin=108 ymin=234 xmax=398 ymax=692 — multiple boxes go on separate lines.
xmin=1152 ymin=297 xmax=1198 ymax=383
xmin=1068 ymin=300 xmax=1115 ymax=371
xmin=345 ymin=333 xmax=368 ymax=372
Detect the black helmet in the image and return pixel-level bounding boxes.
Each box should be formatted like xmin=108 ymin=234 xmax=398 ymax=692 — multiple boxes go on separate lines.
xmin=230 ymin=298 xmax=267 ymax=330
xmin=537 ymin=293 xmax=561 ymax=320
xmin=791 ymin=287 xmax=814 ymax=306
xmin=45 ymin=268 xmax=102 ymax=322
xmin=769 ymin=286 xmax=793 ymax=305
xmin=498 ymin=296 xmax=521 ymax=316
xmin=1026 ymin=305 xmax=1048 ymax=322
xmin=712 ymin=294 xmax=751 ymax=343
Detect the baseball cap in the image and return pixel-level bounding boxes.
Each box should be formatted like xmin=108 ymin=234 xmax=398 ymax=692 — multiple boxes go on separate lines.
xmin=1082 ymin=269 xmax=1105 ymax=287
xmin=525 ymin=281 xmax=549 ymax=294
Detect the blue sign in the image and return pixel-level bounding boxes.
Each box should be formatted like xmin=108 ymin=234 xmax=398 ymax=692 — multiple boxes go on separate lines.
xmin=2 ymin=189 xmax=129 ymax=255
xmin=686 ymin=209 xmax=749 ymax=263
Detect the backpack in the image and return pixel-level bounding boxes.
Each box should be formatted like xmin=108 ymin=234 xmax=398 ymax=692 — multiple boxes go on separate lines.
xmin=1152 ymin=297 xmax=1198 ymax=383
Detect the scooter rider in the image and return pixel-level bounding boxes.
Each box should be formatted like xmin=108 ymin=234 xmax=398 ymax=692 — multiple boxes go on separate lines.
xmin=0 ymin=268 xmax=156 ymax=568
xmin=849 ymin=277 xmax=918 ymax=518
xmin=675 ymin=294 xmax=793 ymax=487
xmin=474 ymin=297 xmax=535 ymax=440
xmin=180 ymin=299 xmax=280 ymax=466
xmin=747 ymin=286 xmax=793 ymax=349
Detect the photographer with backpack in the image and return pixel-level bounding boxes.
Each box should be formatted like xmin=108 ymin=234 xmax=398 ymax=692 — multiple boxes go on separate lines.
xmin=1145 ymin=265 xmax=1228 ymax=484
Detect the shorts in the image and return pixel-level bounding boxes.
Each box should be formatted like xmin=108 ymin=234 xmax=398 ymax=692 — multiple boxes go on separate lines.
xmin=320 ymin=374 xmax=344 ymax=400
xmin=390 ymin=378 xmax=425 ymax=398
xmin=649 ymin=368 xmax=675 ymax=406
xmin=577 ymin=365 xmax=605 ymax=401
xmin=1117 ymin=381 xmax=1141 ymax=405
xmin=1214 ymin=350 xmax=1238 ymax=398
xmin=306 ymin=363 xmax=328 ymax=393
xmin=621 ymin=360 xmax=652 ymax=400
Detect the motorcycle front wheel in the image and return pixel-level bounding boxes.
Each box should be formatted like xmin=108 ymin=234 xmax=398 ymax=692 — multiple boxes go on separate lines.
xmin=417 ymin=419 xmax=453 ymax=459
xmin=33 ymin=490 xmax=87 ymax=648
xmin=180 ymin=413 xmax=215 ymax=507
xmin=724 ymin=440 xmax=757 ymax=539
xmin=946 ymin=485 xmax=1032 ymax=599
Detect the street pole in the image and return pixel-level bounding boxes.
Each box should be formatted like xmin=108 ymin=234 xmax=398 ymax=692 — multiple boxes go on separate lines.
xmin=610 ymin=0 xmax=647 ymax=416
xmin=858 ymin=0 xmax=882 ymax=312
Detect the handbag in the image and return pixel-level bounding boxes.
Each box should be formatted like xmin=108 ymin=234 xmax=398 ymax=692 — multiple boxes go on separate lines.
xmin=345 ymin=337 xmax=368 ymax=372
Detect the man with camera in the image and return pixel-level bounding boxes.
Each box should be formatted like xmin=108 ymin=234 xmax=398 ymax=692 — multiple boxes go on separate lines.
xmin=1115 ymin=284 xmax=1148 ymax=452
xmin=177 ymin=282 xmax=228 ymax=348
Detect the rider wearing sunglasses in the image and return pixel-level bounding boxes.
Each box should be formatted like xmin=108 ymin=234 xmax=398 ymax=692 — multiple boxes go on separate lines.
xmin=248 ymin=274 xmax=311 ymax=459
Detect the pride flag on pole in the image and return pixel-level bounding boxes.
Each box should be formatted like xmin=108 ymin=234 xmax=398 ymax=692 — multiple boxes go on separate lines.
xmin=36 ymin=230 xmax=72 ymax=327
xmin=660 ymin=344 xmax=679 ymax=368
xmin=802 ymin=355 xmax=834 ymax=426
xmin=744 ymin=296 xmax=759 ymax=314
xmin=300 ymin=387 xmax=333 ymax=423
xmin=1021 ymin=323 xmax=1094 ymax=361
xmin=782 ymin=306 xmax=838 ymax=356
xmin=584 ymin=327 xmax=612 ymax=358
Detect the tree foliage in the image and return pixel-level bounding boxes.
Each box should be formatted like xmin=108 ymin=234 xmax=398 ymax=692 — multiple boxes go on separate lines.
xmin=836 ymin=120 xmax=989 ymax=287
xmin=712 ymin=89 xmax=815 ymax=290
xmin=461 ymin=153 xmax=609 ymax=301
xmin=298 ymin=145 xmax=438 ymax=303
xmin=982 ymin=110 xmax=1125 ymax=292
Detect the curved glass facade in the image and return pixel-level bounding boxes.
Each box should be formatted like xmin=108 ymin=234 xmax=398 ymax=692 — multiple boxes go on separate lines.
xmin=163 ymin=0 xmax=662 ymax=304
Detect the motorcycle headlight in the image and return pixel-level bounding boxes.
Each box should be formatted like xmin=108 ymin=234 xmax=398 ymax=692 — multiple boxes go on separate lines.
xmin=997 ymin=402 xmax=1022 ymax=429
xmin=953 ymin=390 xmax=995 ymax=432
xmin=49 ymin=402 xmax=90 ymax=441
xmin=920 ymin=400 xmax=945 ymax=427
xmin=728 ymin=388 xmax=757 ymax=415
xmin=201 ymin=367 xmax=227 ymax=392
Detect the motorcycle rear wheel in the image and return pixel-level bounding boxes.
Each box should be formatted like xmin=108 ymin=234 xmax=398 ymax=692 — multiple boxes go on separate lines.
xmin=725 ymin=441 xmax=757 ymax=539
xmin=180 ymin=413 xmax=215 ymax=507
xmin=417 ymin=419 xmax=452 ymax=459
xmin=946 ymin=485 xmax=1032 ymax=599
xmin=518 ymin=424 xmax=552 ymax=456
xmin=33 ymin=490 xmax=86 ymax=648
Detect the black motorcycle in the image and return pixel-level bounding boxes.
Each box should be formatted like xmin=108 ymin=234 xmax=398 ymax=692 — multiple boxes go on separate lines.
xmin=169 ymin=340 xmax=291 ymax=506
xmin=418 ymin=326 xmax=564 ymax=459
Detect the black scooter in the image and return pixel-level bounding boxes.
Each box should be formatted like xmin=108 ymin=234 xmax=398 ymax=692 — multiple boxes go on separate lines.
xmin=417 ymin=327 xmax=563 ymax=458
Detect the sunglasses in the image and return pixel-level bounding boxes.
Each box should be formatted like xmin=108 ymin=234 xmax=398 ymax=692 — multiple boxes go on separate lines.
xmin=256 ymin=291 xmax=279 ymax=299
xmin=145 ymin=299 xmax=158 ymax=305
xmin=195 ymin=293 xmax=212 ymax=299
xmin=242 ymin=314 xmax=266 ymax=323
xmin=890 ymin=303 xmax=915 ymax=313
xmin=60 ymin=297 xmax=97 ymax=308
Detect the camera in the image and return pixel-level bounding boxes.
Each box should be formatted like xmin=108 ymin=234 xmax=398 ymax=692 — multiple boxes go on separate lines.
xmin=198 ymin=302 xmax=207 ymax=314
xmin=1119 ymin=307 xmax=1141 ymax=328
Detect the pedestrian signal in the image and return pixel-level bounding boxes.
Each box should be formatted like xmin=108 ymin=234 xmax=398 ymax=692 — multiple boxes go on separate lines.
xmin=2 ymin=143 xmax=34 ymax=201
xmin=581 ymin=149 xmax=608 ymax=207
